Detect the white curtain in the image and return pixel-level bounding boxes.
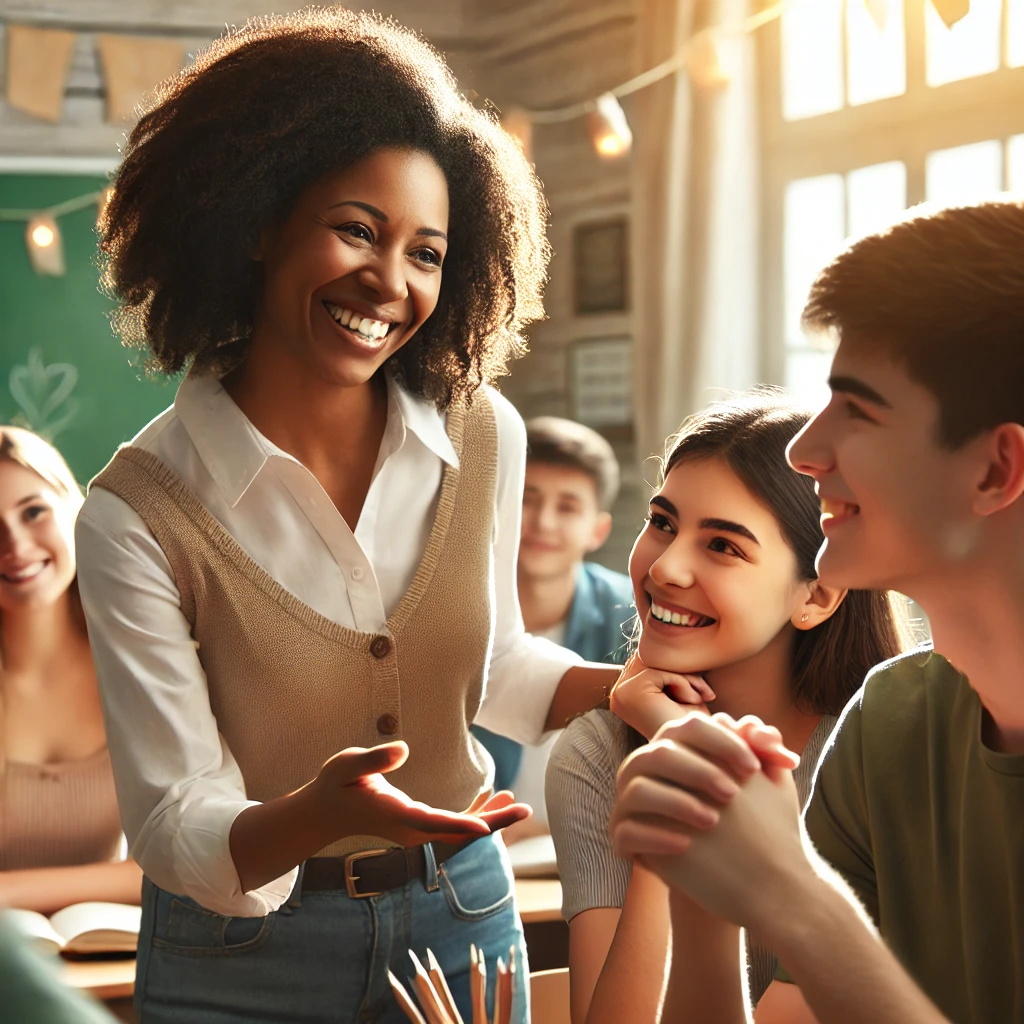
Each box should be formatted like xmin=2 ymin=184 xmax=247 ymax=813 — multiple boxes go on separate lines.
xmin=631 ymin=0 xmax=761 ymax=465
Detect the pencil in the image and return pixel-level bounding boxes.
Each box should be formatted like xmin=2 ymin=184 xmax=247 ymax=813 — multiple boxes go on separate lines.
xmin=492 ymin=956 xmax=508 ymax=1024
xmin=409 ymin=950 xmax=455 ymax=1024
xmin=501 ymin=945 xmax=516 ymax=1024
xmin=426 ymin=948 xmax=464 ymax=1024
xmin=470 ymin=944 xmax=488 ymax=1024
xmin=389 ymin=970 xmax=428 ymax=1024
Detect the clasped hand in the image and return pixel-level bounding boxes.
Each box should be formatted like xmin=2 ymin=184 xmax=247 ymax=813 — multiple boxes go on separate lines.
xmin=311 ymin=742 xmax=530 ymax=848
xmin=609 ymin=712 xmax=815 ymax=931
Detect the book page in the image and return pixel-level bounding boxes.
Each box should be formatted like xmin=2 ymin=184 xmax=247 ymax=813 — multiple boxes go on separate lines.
xmin=49 ymin=902 xmax=141 ymax=955
xmin=3 ymin=908 xmax=63 ymax=955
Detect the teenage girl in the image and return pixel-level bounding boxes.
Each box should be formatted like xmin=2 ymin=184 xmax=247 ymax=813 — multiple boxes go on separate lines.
xmin=76 ymin=11 xmax=618 ymax=1023
xmin=546 ymin=391 xmax=906 ymax=1023
xmin=0 ymin=428 xmax=140 ymax=911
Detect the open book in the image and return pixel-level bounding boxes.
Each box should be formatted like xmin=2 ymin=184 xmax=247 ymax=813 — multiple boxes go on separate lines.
xmin=4 ymin=902 xmax=141 ymax=957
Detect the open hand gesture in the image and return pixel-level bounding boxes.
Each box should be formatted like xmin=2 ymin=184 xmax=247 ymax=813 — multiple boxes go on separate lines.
xmin=312 ymin=742 xmax=529 ymax=847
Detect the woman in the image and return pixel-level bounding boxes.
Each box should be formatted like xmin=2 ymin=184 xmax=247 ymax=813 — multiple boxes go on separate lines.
xmin=546 ymin=392 xmax=907 ymax=1023
xmin=76 ymin=10 xmax=618 ymax=1024
xmin=0 ymin=427 xmax=140 ymax=913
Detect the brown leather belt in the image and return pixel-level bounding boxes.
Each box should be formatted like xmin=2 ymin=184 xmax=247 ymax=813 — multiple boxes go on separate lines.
xmin=302 ymin=842 xmax=463 ymax=899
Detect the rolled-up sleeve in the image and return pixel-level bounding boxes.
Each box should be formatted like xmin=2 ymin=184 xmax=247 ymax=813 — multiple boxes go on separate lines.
xmin=75 ymin=489 xmax=297 ymax=917
xmin=472 ymin=390 xmax=582 ymax=747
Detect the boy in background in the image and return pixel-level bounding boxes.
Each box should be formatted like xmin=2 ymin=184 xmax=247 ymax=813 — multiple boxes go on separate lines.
xmin=475 ymin=416 xmax=634 ymax=797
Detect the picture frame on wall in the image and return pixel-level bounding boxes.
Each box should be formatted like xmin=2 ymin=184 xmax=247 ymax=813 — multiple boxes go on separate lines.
xmin=569 ymin=336 xmax=633 ymax=431
xmin=573 ymin=217 xmax=628 ymax=315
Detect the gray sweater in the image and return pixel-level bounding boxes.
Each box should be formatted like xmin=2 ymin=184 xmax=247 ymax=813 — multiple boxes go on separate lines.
xmin=546 ymin=708 xmax=837 ymax=1005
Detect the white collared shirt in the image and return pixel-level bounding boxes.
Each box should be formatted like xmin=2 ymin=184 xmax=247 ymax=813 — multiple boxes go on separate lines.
xmin=75 ymin=372 xmax=579 ymax=917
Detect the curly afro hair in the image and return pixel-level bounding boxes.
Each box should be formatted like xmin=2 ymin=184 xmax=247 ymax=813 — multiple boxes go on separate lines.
xmin=99 ymin=7 xmax=550 ymax=407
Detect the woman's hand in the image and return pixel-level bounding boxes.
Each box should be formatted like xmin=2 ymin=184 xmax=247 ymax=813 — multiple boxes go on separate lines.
xmin=609 ymin=653 xmax=717 ymax=739
xmin=310 ymin=742 xmax=525 ymax=847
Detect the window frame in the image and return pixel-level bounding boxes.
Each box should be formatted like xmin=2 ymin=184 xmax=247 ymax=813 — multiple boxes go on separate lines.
xmin=759 ymin=0 xmax=1024 ymax=386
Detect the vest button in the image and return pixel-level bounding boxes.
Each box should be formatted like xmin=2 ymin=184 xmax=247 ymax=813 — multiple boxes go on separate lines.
xmin=369 ymin=635 xmax=392 ymax=659
xmin=377 ymin=713 xmax=399 ymax=735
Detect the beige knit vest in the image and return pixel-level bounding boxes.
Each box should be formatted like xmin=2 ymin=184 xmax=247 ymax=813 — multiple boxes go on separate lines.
xmin=90 ymin=395 xmax=497 ymax=858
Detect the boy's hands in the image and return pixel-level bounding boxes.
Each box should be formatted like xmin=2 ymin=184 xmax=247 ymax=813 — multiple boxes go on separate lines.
xmin=610 ymin=713 xmax=813 ymax=932
xmin=310 ymin=742 xmax=530 ymax=848
xmin=609 ymin=653 xmax=717 ymax=738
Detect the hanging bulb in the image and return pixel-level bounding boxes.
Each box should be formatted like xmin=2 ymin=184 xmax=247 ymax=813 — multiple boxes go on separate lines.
xmin=931 ymin=0 xmax=971 ymax=28
xmin=588 ymin=93 xmax=632 ymax=159
xmin=684 ymin=29 xmax=734 ymax=90
xmin=501 ymin=107 xmax=533 ymax=163
xmin=26 ymin=214 xmax=65 ymax=276
xmin=865 ymin=0 xmax=890 ymax=32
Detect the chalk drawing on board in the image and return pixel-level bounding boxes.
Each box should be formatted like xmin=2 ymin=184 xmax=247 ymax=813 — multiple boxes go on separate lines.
xmin=9 ymin=348 xmax=81 ymax=441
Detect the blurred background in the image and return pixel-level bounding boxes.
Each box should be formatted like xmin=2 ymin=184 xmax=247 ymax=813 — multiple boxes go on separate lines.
xmin=1 ymin=0 xmax=1022 ymax=565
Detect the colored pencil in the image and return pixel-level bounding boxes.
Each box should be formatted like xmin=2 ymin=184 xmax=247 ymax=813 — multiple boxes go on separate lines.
xmin=470 ymin=944 xmax=488 ymax=1024
xmin=426 ymin=948 xmax=464 ymax=1024
xmin=389 ymin=970 xmax=428 ymax=1024
xmin=408 ymin=950 xmax=455 ymax=1024
xmin=500 ymin=945 xmax=515 ymax=1024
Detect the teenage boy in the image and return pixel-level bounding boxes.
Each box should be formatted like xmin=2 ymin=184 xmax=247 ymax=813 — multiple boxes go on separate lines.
xmin=475 ymin=416 xmax=634 ymax=792
xmin=609 ymin=201 xmax=1024 ymax=1024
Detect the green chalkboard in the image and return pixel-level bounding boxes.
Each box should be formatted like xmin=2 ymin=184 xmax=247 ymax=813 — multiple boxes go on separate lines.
xmin=0 ymin=173 xmax=178 ymax=486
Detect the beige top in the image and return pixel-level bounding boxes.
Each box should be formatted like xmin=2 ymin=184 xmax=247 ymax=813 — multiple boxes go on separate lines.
xmin=91 ymin=394 xmax=498 ymax=859
xmin=1 ymin=747 xmax=123 ymax=870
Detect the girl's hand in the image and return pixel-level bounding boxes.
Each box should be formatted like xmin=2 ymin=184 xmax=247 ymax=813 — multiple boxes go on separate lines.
xmin=609 ymin=653 xmax=716 ymax=739
xmin=311 ymin=742 xmax=508 ymax=847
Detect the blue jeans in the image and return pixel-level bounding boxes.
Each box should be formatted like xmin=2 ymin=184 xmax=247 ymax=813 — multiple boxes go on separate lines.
xmin=134 ymin=834 xmax=528 ymax=1023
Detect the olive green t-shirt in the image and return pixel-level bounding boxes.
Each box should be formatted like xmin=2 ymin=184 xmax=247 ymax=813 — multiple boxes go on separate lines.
xmin=779 ymin=649 xmax=1024 ymax=1023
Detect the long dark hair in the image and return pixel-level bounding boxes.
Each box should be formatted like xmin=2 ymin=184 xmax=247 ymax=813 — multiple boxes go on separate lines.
xmin=660 ymin=388 xmax=906 ymax=717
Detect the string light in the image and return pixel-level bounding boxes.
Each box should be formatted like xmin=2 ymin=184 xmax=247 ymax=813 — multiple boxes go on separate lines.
xmin=0 ymin=190 xmax=104 ymax=277
xmin=25 ymin=214 xmax=65 ymax=276
xmin=684 ymin=29 xmax=735 ymax=91
xmin=517 ymin=1 xmax=788 ymax=159
xmin=588 ymin=93 xmax=633 ymax=159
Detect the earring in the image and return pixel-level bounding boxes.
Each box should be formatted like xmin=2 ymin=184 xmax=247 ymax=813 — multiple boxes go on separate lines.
xmin=800 ymin=614 xmax=809 ymax=622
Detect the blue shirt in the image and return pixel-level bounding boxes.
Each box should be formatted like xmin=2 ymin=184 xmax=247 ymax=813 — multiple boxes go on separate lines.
xmin=473 ymin=561 xmax=635 ymax=790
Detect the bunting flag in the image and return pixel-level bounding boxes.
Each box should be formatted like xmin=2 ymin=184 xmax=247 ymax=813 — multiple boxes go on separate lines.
xmin=932 ymin=0 xmax=972 ymax=29
xmin=96 ymin=34 xmax=185 ymax=124
xmin=866 ymin=0 xmax=890 ymax=33
xmin=6 ymin=24 xmax=77 ymax=123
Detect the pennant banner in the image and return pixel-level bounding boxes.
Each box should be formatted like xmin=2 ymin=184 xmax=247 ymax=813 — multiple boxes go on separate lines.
xmin=6 ymin=24 xmax=77 ymax=123
xmin=96 ymin=34 xmax=185 ymax=124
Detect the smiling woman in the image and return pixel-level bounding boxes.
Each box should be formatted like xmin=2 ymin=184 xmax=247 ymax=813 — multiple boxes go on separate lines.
xmin=0 ymin=427 xmax=142 ymax=915
xmin=73 ymin=9 xmax=620 ymax=1024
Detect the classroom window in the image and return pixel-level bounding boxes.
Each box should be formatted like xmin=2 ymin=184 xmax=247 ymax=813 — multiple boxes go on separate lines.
xmin=763 ymin=0 xmax=1024 ymax=409
xmin=783 ymin=162 xmax=907 ymax=407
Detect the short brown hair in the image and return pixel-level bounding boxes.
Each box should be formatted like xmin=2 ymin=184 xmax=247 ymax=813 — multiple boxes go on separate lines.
xmin=526 ymin=417 xmax=620 ymax=510
xmin=100 ymin=8 xmax=549 ymax=408
xmin=802 ymin=200 xmax=1024 ymax=447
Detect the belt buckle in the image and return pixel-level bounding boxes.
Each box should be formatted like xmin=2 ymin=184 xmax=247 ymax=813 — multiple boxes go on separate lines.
xmin=344 ymin=848 xmax=390 ymax=899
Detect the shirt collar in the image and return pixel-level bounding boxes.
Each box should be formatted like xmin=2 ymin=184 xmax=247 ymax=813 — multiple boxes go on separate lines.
xmin=174 ymin=371 xmax=460 ymax=509
xmin=386 ymin=374 xmax=460 ymax=470
xmin=174 ymin=372 xmax=274 ymax=508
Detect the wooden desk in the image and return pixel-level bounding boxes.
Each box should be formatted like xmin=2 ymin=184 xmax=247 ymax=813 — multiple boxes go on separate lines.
xmin=62 ymin=957 xmax=135 ymax=1001
xmin=514 ymin=877 xmax=563 ymax=924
